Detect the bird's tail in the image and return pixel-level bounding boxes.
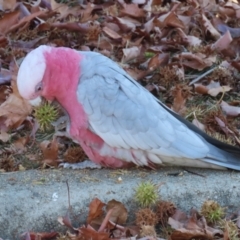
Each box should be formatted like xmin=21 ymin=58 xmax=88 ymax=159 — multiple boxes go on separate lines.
xmin=160 ymin=102 xmax=240 ymax=171
xmin=201 ymin=141 xmax=240 ymax=171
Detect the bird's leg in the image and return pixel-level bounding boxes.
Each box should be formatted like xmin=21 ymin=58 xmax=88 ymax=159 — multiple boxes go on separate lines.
xmin=59 ymin=160 xmax=102 ymax=169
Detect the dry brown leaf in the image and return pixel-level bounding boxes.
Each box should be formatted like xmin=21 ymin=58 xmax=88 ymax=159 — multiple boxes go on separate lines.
xmin=176 ymin=28 xmax=201 ymax=46
xmin=80 ymin=2 xmax=98 ymax=23
xmin=40 ymin=138 xmax=59 ymax=167
xmin=50 ymin=0 xmax=81 ymax=19
xmin=121 ymin=3 xmax=145 ymax=18
xmin=87 ymin=36 xmax=113 ymax=51
xmin=215 ymin=117 xmax=233 ymax=136
xmin=122 ymin=46 xmax=141 ymax=63
xmin=223 ymin=2 xmax=240 ymax=18
xmin=192 ymin=118 xmax=205 ymax=132
xmin=13 ymin=136 xmax=29 ymax=152
xmin=7 ymin=10 xmax=48 ymax=35
xmin=12 ymin=136 xmax=29 ymax=153
xmin=169 ymin=209 xmax=223 ymax=239
xmin=170 ymin=228 xmax=215 ymax=240
xmin=198 ymin=0 xmax=218 ymax=11
xmin=106 ymin=199 xmax=128 ymax=225
xmin=211 ymin=30 xmax=232 ymax=51
xmin=50 ymin=22 xmax=89 ymax=33
xmin=144 ymin=17 xmax=155 ymax=33
xmin=0 ymin=130 xmax=10 ymax=142
xmin=220 ymin=101 xmax=240 ymax=117
xmin=102 ymin=26 xmax=121 ymax=41
xmin=0 ymin=81 xmax=32 ymax=130
xmin=0 ymin=85 xmax=11 ymax=106
xmin=194 ymin=81 xmax=231 ymax=97
xmin=163 ymin=11 xmax=185 ymax=29
xmin=218 ymin=5 xmax=235 ymax=18
xmin=201 ymin=14 xmax=221 ymax=40
xmin=28 ymin=232 xmax=59 ymax=240
xmin=0 ymin=10 xmax=20 ymax=35
xmin=58 ymin=211 xmax=75 ymax=231
xmin=171 ymin=85 xmax=189 ymax=116
xmin=113 ymin=16 xmax=141 ymax=32
xmin=194 ymin=84 xmax=208 ymax=95
xmin=0 ymin=0 xmax=16 ymax=10
xmin=80 ymin=227 xmax=110 ymax=240
xmin=147 ymin=53 xmax=169 ymax=71
xmin=87 ymin=198 xmax=105 ymax=224
xmin=208 ymin=85 xmax=231 ymax=97
xmin=175 ymin=53 xmax=216 ymax=71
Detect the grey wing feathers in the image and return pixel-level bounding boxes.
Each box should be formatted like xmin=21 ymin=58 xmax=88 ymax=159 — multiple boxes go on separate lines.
xmin=77 ymin=51 xmax=240 ymax=170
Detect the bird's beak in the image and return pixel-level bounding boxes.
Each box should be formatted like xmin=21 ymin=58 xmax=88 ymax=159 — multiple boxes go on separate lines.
xmin=28 ymin=96 xmax=42 ymax=106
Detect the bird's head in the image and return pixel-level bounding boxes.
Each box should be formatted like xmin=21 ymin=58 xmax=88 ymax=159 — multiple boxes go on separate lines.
xmin=17 ymin=45 xmax=51 ymax=101
xmin=17 ymin=45 xmax=81 ymax=105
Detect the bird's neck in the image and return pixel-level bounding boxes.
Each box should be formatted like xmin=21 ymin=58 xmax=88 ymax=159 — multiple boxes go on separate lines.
xmin=42 ymin=47 xmax=88 ymax=130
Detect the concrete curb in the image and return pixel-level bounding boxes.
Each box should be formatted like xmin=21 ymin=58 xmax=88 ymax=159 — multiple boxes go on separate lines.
xmin=0 ymin=167 xmax=240 ymax=239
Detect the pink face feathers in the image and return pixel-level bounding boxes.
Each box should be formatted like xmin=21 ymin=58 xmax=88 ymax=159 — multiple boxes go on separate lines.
xmin=17 ymin=45 xmax=51 ymax=100
xmin=17 ymin=45 xmax=82 ymax=103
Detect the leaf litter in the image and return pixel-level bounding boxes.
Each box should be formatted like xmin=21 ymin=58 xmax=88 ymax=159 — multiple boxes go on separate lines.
xmin=0 ymin=0 xmax=240 ymax=238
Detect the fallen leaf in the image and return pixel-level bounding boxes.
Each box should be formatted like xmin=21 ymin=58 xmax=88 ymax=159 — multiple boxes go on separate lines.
xmin=50 ymin=0 xmax=81 ymax=19
xmin=220 ymin=101 xmax=240 ymax=117
xmin=102 ymin=26 xmax=121 ymax=41
xmin=0 ymin=0 xmax=16 ymax=10
xmin=113 ymin=16 xmax=141 ymax=32
xmin=87 ymin=198 xmax=105 ymax=224
xmin=192 ymin=118 xmax=205 ymax=132
xmin=0 ymin=130 xmax=10 ymax=142
xmin=201 ymin=13 xmax=221 ymax=39
xmin=106 ymin=199 xmax=128 ymax=225
xmin=28 ymin=231 xmax=59 ymax=240
xmin=147 ymin=53 xmax=169 ymax=71
xmin=194 ymin=81 xmax=231 ymax=97
xmin=12 ymin=136 xmax=29 ymax=153
xmin=40 ymin=138 xmax=59 ymax=167
xmin=175 ymin=52 xmax=216 ymax=71
xmin=121 ymin=3 xmax=145 ymax=18
xmin=0 ymin=81 xmax=32 ymax=130
xmin=80 ymin=227 xmax=110 ymax=240
xmin=171 ymin=85 xmax=190 ymax=115
xmin=211 ymin=30 xmax=232 ymax=51
xmin=163 ymin=11 xmax=185 ymax=29
xmin=169 ymin=209 xmax=223 ymax=239
xmin=208 ymin=85 xmax=231 ymax=97
xmin=122 ymin=46 xmax=141 ymax=63
xmin=0 ymin=10 xmax=20 ymax=35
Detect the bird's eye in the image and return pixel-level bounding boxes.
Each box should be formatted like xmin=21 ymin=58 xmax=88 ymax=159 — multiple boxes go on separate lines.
xmin=35 ymin=82 xmax=43 ymax=92
xmin=37 ymin=86 xmax=42 ymax=91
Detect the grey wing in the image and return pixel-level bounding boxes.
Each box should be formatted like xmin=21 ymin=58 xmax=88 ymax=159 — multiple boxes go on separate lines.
xmin=76 ymin=51 xmax=211 ymax=165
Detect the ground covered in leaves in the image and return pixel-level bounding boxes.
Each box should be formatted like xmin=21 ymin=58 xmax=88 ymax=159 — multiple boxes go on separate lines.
xmin=1 ymin=0 xmax=240 ymax=239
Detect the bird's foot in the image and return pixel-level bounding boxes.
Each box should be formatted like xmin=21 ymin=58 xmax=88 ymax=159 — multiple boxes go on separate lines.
xmin=59 ymin=160 xmax=102 ymax=169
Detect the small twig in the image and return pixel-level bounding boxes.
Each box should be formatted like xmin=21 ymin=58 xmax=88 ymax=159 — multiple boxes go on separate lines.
xmin=98 ymin=208 xmax=114 ymax=232
xmin=66 ymin=180 xmax=71 ymax=210
xmin=108 ymin=220 xmax=125 ymax=231
xmin=189 ymin=67 xmax=217 ymax=85
xmin=217 ymin=89 xmax=225 ymax=105
xmin=183 ymin=168 xmax=206 ymax=177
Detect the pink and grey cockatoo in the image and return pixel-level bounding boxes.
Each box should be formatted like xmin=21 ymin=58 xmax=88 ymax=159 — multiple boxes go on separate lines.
xmin=17 ymin=45 xmax=240 ymax=170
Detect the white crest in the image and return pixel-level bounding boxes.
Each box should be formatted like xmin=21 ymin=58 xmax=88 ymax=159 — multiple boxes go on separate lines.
xmin=17 ymin=45 xmax=51 ymax=99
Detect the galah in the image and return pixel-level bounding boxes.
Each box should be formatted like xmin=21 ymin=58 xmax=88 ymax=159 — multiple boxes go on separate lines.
xmin=17 ymin=45 xmax=240 ymax=170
